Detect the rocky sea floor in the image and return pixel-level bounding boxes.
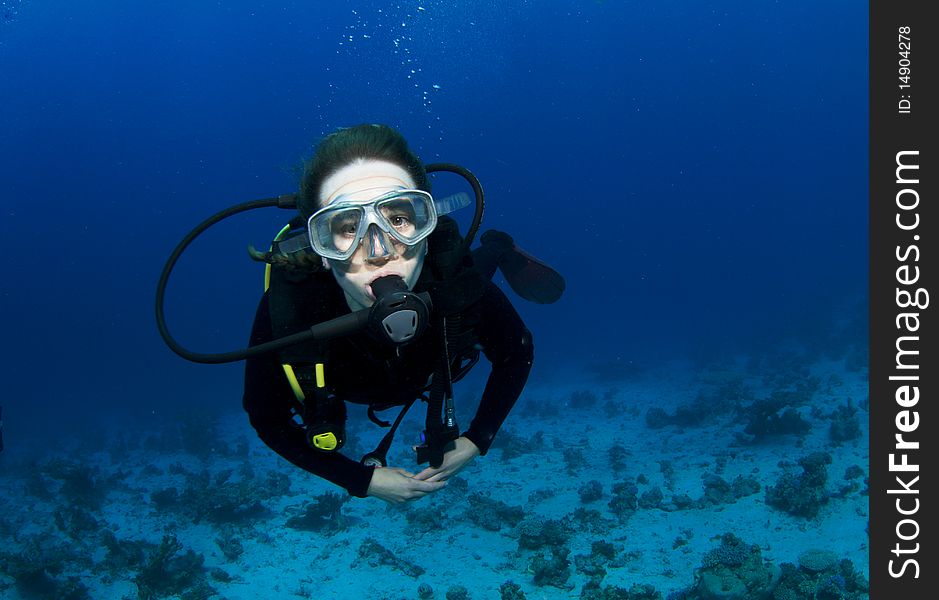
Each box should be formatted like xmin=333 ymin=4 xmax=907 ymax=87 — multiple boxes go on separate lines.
xmin=0 ymin=352 xmax=869 ymax=599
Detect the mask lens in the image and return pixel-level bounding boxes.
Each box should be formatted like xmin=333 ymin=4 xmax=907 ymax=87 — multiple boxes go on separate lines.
xmin=378 ymin=193 xmax=434 ymax=243
xmin=311 ymin=206 xmax=364 ymax=258
xmin=328 ymin=210 xmax=361 ymax=254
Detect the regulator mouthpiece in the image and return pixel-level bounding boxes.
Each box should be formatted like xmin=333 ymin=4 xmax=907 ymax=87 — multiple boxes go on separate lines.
xmin=367 ymin=275 xmax=431 ymax=345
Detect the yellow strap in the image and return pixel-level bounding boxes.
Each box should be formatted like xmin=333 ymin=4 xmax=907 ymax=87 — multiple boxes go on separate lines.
xmin=281 ymin=363 xmax=327 ymax=402
xmin=281 ymin=364 xmax=305 ymax=402
xmin=264 ymin=224 xmax=293 ymax=292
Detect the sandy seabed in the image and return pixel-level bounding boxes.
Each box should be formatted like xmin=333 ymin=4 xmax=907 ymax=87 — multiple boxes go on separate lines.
xmin=0 ymin=355 xmax=869 ymax=599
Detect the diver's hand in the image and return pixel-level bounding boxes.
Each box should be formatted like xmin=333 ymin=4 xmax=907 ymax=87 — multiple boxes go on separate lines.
xmin=366 ymin=466 xmax=447 ymax=504
xmin=413 ymin=436 xmax=480 ymax=483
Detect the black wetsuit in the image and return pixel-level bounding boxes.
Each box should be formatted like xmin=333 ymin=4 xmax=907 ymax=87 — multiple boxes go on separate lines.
xmin=242 ymin=273 xmax=533 ymax=498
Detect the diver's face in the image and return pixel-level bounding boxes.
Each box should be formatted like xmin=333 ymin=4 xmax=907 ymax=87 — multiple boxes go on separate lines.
xmin=318 ymin=159 xmax=427 ymax=311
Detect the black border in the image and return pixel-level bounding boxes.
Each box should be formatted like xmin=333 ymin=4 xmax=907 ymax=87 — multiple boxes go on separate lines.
xmin=870 ymin=0 xmax=936 ymax=595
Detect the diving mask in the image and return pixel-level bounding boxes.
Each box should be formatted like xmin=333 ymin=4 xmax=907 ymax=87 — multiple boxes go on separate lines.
xmin=276 ymin=188 xmax=472 ymax=261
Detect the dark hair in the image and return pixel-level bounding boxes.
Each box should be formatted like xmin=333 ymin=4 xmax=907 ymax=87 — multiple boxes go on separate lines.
xmin=297 ymin=124 xmax=429 ymax=220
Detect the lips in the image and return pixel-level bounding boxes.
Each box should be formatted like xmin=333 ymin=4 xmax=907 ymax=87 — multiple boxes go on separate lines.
xmin=365 ymin=272 xmax=403 ymax=300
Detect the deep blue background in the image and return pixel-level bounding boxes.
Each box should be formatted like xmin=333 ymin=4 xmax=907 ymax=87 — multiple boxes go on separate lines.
xmin=0 ymin=1 xmax=867 ymax=441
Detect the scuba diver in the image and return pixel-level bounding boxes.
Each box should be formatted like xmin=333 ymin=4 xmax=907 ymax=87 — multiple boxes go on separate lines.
xmin=156 ymin=124 xmax=564 ymax=504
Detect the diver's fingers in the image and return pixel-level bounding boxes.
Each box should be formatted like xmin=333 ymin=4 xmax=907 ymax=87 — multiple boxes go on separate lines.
xmin=412 ymin=467 xmax=439 ymax=481
xmin=424 ymin=471 xmax=448 ymax=483
xmin=411 ymin=478 xmax=447 ymax=494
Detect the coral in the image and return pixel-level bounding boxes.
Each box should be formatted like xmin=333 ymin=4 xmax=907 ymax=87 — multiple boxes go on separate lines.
xmin=285 ymin=491 xmax=349 ymax=534
xmin=699 ymin=474 xmax=733 ymax=506
xmin=579 ymin=480 xmax=604 ymax=503
xmin=701 ymin=534 xmax=755 ymax=569
xmin=672 ymin=402 xmax=709 ymax=427
xmin=659 ymin=460 xmax=676 ymax=490
xmin=406 ymin=505 xmax=449 ymax=534
xmin=638 ymin=486 xmax=664 ymax=510
xmin=765 ymin=452 xmax=832 ymax=518
xmin=446 ymin=585 xmax=470 ymax=600
xmin=581 ymin=581 xmax=663 ymax=599
xmin=101 ymin=531 xmax=148 ymax=574
xmin=844 ymin=465 xmax=864 ymax=480
xmin=564 ymin=447 xmax=588 ymax=474
xmin=53 ymin=506 xmax=101 ymax=540
xmin=608 ymin=479 xmax=639 ymax=521
xmin=695 ymin=471 xmax=760 ymax=508
xmin=354 ymin=538 xmax=425 ymax=578
xmin=797 ymin=549 xmax=838 ymax=573
xmin=591 ymin=540 xmax=618 ymax=560
xmin=493 ymin=429 xmax=545 ymax=460
xmin=695 ymin=533 xmax=781 ymax=600
xmin=466 ymin=493 xmax=525 ymax=531
xmin=154 ymin=468 xmax=273 ymax=525
xmin=574 ymin=552 xmax=608 ymax=578
xmin=209 ymin=567 xmax=232 ymax=583
xmin=773 ymin=557 xmax=869 ymax=600
xmin=574 ymin=540 xmax=621 ymax=580
xmin=133 ymin=534 xmax=215 ymax=600
xmin=730 ymin=475 xmax=761 ymax=499
xmin=264 ymin=470 xmax=292 ymax=496
xmin=530 ymin=546 xmax=574 ymax=590
xmin=42 ymin=459 xmax=109 ymax=511
xmin=828 ymin=400 xmax=862 ymax=443
xmin=0 ymin=537 xmax=91 ymax=600
xmin=569 ymin=507 xmax=616 ymax=534
xmin=418 ymin=582 xmax=435 ymax=599
xmin=646 ymin=379 xmax=748 ymax=430
xmin=150 ymin=487 xmax=180 ymax=510
xmin=519 ymin=396 xmax=560 ymax=419
xmin=646 ymin=403 xmax=704 ymax=429
xmin=517 ymin=517 xmax=571 ymax=551
xmin=499 ymin=580 xmax=527 ymax=600
xmin=741 ymin=391 xmax=811 ymax=441
xmin=528 ymin=488 xmax=556 ymax=503
xmin=214 ymin=528 xmax=244 ymax=561
xmin=608 ymin=444 xmax=630 ymax=473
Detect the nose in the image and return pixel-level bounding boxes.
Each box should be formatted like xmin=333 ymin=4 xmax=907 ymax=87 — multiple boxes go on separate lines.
xmin=364 ymin=223 xmax=396 ymax=263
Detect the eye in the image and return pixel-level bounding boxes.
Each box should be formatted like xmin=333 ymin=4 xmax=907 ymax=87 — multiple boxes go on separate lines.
xmin=382 ymin=200 xmax=418 ymax=231
xmin=389 ymin=214 xmax=412 ymax=228
xmin=332 ymin=215 xmax=358 ymax=237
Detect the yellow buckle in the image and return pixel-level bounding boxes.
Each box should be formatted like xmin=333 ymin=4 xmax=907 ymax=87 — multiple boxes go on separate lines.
xmin=311 ymin=432 xmax=338 ymax=451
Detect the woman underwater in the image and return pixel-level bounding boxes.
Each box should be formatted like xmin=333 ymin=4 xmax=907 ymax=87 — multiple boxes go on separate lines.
xmin=242 ymin=124 xmax=564 ymax=504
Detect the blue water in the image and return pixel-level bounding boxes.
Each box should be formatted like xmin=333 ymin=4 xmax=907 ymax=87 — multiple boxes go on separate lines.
xmin=0 ymin=1 xmax=868 ymax=598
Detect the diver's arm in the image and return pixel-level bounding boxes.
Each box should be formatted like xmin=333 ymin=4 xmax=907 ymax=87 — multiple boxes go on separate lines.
xmin=462 ymin=282 xmax=533 ymax=455
xmin=242 ymin=294 xmax=375 ymax=498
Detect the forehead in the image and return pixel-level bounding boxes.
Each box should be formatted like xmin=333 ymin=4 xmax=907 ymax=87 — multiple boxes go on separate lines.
xmin=320 ymin=159 xmax=416 ymax=206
